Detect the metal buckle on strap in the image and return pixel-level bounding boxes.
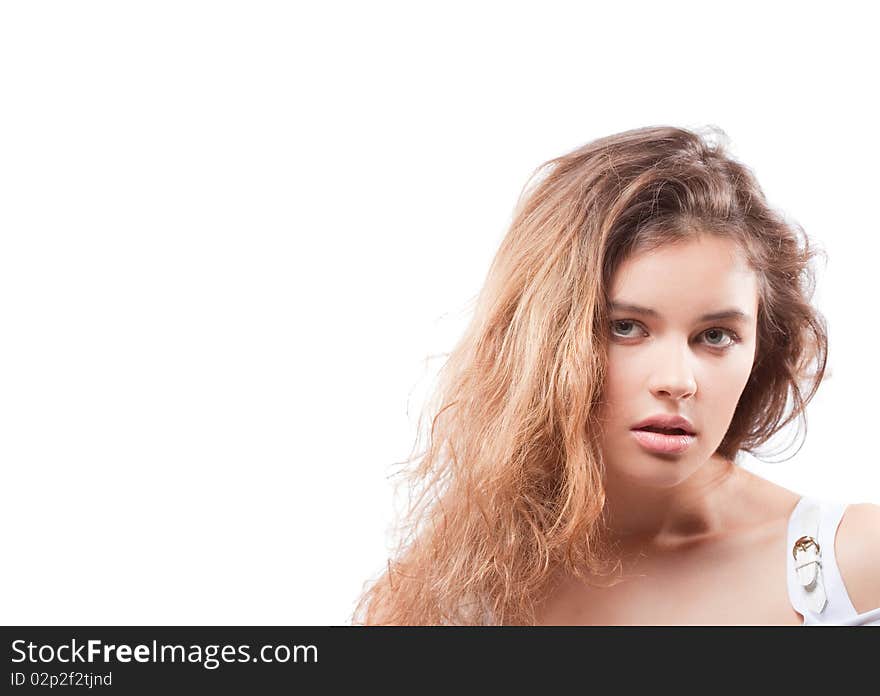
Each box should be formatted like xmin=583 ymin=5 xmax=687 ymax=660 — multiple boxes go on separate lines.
xmin=792 ymin=501 xmax=828 ymax=614
xmin=792 ymin=535 xmax=822 ymax=594
xmin=792 ymin=535 xmax=820 ymax=560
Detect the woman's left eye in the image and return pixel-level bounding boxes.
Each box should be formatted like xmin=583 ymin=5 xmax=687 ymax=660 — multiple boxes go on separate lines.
xmin=702 ymin=327 xmax=739 ymax=348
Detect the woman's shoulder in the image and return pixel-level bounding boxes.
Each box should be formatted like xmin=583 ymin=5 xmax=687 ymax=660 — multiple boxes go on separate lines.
xmin=743 ymin=470 xmax=880 ymax=619
xmin=835 ymin=501 xmax=880 ymax=615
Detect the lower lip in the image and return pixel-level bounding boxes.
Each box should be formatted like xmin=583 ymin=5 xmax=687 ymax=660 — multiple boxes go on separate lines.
xmin=630 ymin=429 xmax=696 ymax=454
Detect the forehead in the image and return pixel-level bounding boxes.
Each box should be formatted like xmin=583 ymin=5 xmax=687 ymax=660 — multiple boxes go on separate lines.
xmin=610 ymin=236 xmax=759 ymax=315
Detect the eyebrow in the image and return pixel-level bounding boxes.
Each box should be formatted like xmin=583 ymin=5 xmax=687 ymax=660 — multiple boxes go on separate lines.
xmin=609 ymin=302 xmax=752 ymax=324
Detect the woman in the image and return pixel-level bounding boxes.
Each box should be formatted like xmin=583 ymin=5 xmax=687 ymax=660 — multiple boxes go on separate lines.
xmin=353 ymin=125 xmax=880 ymax=625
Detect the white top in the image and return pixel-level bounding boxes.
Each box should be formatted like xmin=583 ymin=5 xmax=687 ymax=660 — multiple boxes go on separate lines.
xmin=786 ymin=496 xmax=880 ymax=626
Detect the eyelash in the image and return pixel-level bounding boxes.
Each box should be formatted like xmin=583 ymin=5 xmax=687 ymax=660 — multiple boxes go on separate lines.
xmin=610 ymin=320 xmax=742 ymax=351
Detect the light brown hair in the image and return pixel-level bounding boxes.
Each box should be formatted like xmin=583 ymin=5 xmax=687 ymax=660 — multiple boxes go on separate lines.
xmin=352 ymin=125 xmax=828 ymax=625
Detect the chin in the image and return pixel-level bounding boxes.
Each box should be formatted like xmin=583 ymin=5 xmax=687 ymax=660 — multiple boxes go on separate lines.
xmin=605 ymin=444 xmax=699 ymax=488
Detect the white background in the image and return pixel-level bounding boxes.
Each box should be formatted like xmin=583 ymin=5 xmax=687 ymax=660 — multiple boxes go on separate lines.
xmin=1 ymin=1 xmax=877 ymax=625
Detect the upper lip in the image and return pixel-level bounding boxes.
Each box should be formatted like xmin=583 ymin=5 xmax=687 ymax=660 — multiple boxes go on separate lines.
xmin=631 ymin=414 xmax=697 ymax=435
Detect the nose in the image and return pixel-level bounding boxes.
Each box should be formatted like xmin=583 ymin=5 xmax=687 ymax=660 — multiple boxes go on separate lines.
xmin=651 ymin=380 xmax=696 ymax=400
xmin=648 ymin=343 xmax=697 ymax=400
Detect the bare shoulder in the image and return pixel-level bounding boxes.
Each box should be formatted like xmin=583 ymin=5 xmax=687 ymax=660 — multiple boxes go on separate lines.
xmin=835 ymin=502 xmax=880 ymax=615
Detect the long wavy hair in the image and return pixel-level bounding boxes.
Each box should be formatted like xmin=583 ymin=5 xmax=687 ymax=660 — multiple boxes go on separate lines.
xmin=352 ymin=124 xmax=829 ymax=625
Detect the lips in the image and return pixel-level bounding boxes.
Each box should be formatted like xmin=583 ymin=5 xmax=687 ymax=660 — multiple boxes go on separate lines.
xmin=635 ymin=425 xmax=690 ymax=435
xmin=630 ymin=414 xmax=696 ymax=436
xmin=630 ymin=428 xmax=695 ymax=454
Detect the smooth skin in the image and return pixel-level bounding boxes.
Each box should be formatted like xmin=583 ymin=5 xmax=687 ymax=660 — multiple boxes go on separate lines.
xmin=536 ymin=235 xmax=880 ymax=625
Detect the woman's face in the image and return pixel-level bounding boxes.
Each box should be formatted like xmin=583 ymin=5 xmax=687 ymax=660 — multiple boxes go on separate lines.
xmin=599 ymin=234 xmax=759 ymax=489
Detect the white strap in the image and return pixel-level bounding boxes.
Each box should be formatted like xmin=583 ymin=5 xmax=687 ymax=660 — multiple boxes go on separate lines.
xmin=792 ymin=500 xmax=827 ymax=614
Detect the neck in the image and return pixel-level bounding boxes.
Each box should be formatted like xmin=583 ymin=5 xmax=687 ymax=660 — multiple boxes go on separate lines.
xmin=600 ymin=453 xmax=742 ymax=552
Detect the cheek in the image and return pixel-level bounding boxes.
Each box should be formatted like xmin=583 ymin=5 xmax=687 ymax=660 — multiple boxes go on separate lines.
xmin=716 ymin=345 xmax=756 ymax=392
xmin=701 ymin=359 xmax=756 ymax=427
xmin=599 ymin=360 xmax=636 ymax=420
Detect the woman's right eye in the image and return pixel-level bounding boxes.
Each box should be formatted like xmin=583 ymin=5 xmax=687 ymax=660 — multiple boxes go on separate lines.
xmin=610 ymin=320 xmax=642 ymax=338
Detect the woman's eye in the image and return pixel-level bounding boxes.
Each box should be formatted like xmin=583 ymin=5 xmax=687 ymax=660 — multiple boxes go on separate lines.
xmin=702 ymin=327 xmax=737 ymax=347
xmin=610 ymin=321 xmax=739 ymax=349
xmin=610 ymin=320 xmax=642 ymax=338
